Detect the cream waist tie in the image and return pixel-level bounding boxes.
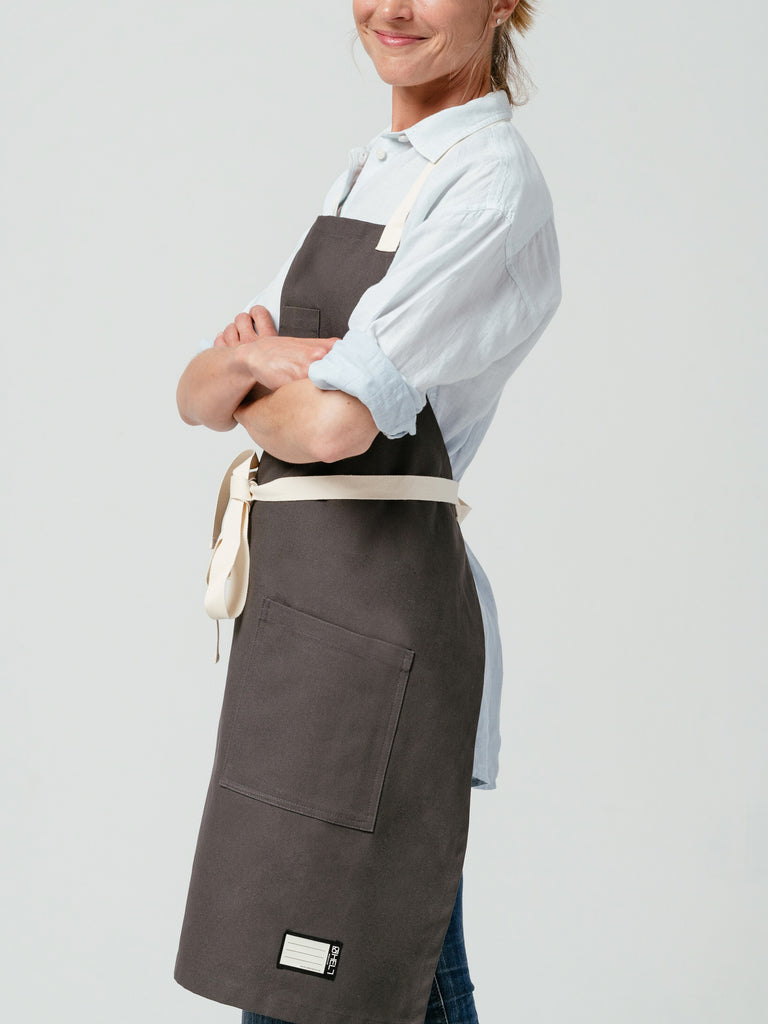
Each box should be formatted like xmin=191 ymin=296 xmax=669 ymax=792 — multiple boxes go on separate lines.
xmin=205 ymin=450 xmax=470 ymax=656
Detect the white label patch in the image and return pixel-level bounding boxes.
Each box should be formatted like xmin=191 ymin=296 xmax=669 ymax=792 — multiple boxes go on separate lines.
xmin=277 ymin=931 xmax=342 ymax=981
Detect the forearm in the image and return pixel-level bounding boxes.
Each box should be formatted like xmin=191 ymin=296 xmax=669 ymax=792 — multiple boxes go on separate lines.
xmin=176 ymin=345 xmax=258 ymax=431
xmin=234 ymin=379 xmax=378 ymax=464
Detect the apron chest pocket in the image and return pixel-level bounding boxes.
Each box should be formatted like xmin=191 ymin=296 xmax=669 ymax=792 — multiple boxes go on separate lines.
xmin=219 ymin=597 xmax=414 ymax=832
xmin=280 ymin=305 xmax=320 ymax=338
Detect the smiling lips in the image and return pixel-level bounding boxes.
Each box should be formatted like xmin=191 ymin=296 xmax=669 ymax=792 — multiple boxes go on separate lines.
xmin=373 ymin=30 xmax=427 ymax=47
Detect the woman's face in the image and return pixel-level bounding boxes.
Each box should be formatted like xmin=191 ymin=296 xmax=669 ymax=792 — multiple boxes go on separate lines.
xmin=353 ymin=0 xmax=503 ymax=92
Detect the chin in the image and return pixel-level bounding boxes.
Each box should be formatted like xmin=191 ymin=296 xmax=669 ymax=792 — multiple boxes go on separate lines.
xmin=367 ymin=60 xmax=424 ymax=89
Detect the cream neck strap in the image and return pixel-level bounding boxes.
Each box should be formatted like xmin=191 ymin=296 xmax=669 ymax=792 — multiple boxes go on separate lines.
xmin=375 ymin=117 xmax=509 ymax=253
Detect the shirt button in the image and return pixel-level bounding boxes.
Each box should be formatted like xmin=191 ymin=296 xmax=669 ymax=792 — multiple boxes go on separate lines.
xmin=375 ymin=148 xmax=387 ymax=161
xmin=398 ymin=135 xmax=408 ymax=143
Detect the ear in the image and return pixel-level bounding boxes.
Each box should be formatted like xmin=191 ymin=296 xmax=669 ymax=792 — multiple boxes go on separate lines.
xmin=492 ymin=2 xmax=519 ymax=25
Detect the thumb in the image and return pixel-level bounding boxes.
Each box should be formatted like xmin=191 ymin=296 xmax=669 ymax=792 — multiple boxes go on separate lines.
xmin=249 ymin=305 xmax=277 ymax=337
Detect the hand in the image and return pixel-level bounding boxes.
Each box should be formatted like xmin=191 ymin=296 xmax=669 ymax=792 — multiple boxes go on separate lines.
xmin=215 ymin=305 xmax=337 ymax=392
xmin=213 ymin=305 xmax=267 ymax=349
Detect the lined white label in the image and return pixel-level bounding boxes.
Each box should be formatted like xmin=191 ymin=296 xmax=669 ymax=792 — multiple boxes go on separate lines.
xmin=277 ymin=931 xmax=342 ymax=980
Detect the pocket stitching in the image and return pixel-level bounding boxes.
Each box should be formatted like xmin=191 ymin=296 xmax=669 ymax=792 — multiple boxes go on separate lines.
xmin=261 ymin=598 xmax=414 ymax=670
xmin=280 ymin=305 xmax=320 ymax=338
xmin=218 ymin=779 xmax=379 ymax=831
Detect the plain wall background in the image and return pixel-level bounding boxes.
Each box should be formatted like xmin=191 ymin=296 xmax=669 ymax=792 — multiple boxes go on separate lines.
xmin=2 ymin=2 xmax=766 ymax=1021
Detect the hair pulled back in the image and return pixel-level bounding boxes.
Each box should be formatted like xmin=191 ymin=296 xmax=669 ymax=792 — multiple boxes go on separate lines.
xmin=491 ymin=1 xmax=537 ymax=105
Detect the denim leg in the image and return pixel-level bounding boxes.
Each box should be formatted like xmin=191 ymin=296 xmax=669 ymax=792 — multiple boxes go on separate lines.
xmin=241 ymin=877 xmax=478 ymax=1024
xmin=424 ymin=877 xmax=479 ymax=1024
xmin=242 ymin=1014 xmax=289 ymax=1024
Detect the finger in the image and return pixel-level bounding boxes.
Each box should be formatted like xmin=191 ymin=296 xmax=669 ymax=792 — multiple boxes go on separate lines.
xmin=222 ymin=322 xmax=240 ymax=347
xmin=309 ymin=337 xmax=336 ymax=359
xmin=249 ymin=305 xmax=278 ymax=337
xmin=213 ymin=332 xmax=226 ymax=348
xmin=234 ymin=311 xmax=258 ymax=344
xmin=310 ymin=341 xmax=335 ymax=362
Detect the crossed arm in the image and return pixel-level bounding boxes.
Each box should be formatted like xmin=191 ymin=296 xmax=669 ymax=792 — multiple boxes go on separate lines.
xmin=176 ymin=306 xmax=379 ymax=464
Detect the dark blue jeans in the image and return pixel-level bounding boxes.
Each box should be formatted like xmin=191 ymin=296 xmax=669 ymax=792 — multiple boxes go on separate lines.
xmin=242 ymin=876 xmax=478 ymax=1024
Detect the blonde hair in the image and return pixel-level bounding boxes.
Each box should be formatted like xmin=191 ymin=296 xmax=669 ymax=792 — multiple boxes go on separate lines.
xmin=491 ymin=1 xmax=537 ymax=105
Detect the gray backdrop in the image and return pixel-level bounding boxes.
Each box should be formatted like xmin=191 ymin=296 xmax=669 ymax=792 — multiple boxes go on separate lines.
xmin=2 ymin=1 xmax=766 ymax=1021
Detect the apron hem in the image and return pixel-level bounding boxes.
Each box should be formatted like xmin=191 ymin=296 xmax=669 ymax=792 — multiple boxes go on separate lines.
xmin=174 ymin=969 xmax=429 ymax=1024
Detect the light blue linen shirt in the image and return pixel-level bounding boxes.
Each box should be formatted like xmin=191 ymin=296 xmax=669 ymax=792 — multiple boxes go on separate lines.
xmin=237 ymin=91 xmax=562 ymax=789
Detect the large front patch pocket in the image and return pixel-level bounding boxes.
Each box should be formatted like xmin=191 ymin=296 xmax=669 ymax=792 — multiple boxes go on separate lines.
xmin=219 ymin=598 xmax=414 ymax=832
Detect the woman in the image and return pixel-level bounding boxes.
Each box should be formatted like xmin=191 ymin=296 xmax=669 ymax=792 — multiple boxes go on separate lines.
xmin=174 ymin=3 xmax=561 ymax=1023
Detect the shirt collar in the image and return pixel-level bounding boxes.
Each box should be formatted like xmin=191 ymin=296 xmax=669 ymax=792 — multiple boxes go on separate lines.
xmin=380 ymin=91 xmax=513 ymax=163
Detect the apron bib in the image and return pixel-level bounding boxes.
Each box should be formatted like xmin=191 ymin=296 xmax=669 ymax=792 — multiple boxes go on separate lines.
xmin=175 ymin=147 xmax=489 ymax=1024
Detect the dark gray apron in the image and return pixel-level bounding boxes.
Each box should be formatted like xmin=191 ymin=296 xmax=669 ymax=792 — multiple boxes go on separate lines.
xmin=175 ymin=211 xmax=486 ymax=1024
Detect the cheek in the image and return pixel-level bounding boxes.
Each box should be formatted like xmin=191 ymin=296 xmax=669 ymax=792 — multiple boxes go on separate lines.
xmin=352 ymin=0 xmax=374 ymax=26
xmin=427 ymin=4 xmax=488 ymax=50
xmin=447 ymin=0 xmax=491 ymax=36
xmin=430 ymin=29 xmax=476 ymax=66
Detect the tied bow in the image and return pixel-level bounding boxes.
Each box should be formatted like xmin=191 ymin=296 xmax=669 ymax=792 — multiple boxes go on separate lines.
xmin=205 ymin=450 xmax=259 ymax=661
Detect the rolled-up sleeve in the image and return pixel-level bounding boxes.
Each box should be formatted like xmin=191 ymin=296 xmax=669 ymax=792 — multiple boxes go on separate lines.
xmin=308 ymin=207 xmax=561 ymax=438
xmin=308 ymin=328 xmax=424 ymax=439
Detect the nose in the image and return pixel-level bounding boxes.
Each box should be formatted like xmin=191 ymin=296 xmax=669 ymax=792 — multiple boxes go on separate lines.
xmin=379 ymin=1 xmax=414 ymax=21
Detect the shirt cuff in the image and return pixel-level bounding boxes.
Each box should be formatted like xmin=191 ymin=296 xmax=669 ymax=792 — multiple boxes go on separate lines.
xmin=308 ymin=329 xmax=424 ymax=439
